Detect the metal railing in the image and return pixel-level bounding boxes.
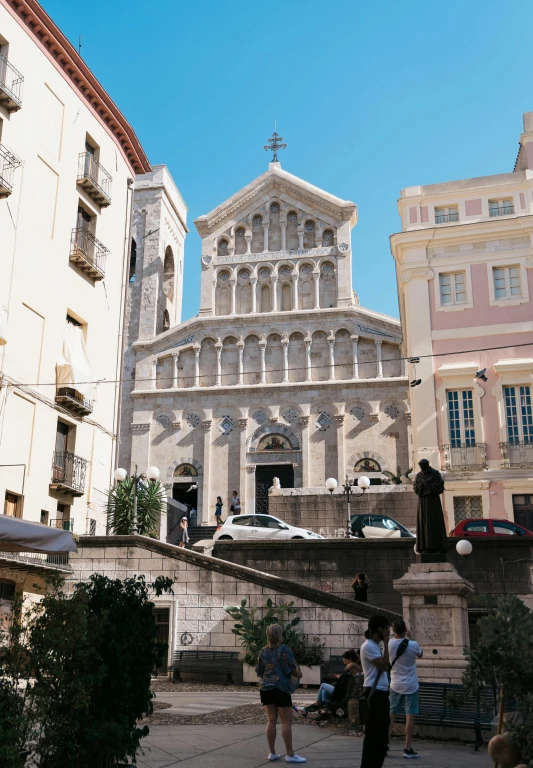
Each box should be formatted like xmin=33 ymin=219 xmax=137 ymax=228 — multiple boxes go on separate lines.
xmin=500 ymin=441 xmax=533 ymax=468
xmin=0 ymin=52 xmax=24 ymax=109
xmin=55 ymin=386 xmax=93 ymax=415
xmin=70 ymin=227 xmax=108 ymax=277
xmin=489 ymin=205 xmax=514 ymax=217
xmin=435 ymin=212 xmax=459 ymax=224
xmin=51 ymin=451 xmax=88 ymax=495
xmin=77 ymin=152 xmax=112 ymax=204
xmin=0 ymin=143 xmax=21 ymax=197
xmin=49 ymin=519 xmax=74 ymax=532
xmin=441 ymin=443 xmax=487 ymax=471
xmin=0 ymin=551 xmax=71 ymax=570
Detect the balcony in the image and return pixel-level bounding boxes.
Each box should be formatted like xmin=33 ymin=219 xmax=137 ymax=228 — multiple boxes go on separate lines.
xmin=500 ymin=441 xmax=533 ymax=468
xmin=69 ymin=227 xmax=108 ymax=280
xmin=489 ymin=205 xmax=514 ymax=218
xmin=50 ymin=519 xmax=74 ymax=532
xmin=0 ymin=53 xmax=23 ymax=111
xmin=0 ymin=143 xmax=21 ymax=198
xmin=55 ymin=386 xmax=93 ymax=416
xmin=50 ymin=451 xmax=89 ymax=496
xmin=77 ymin=152 xmax=112 ymax=206
xmin=435 ymin=212 xmax=459 ymax=224
xmin=441 ymin=443 xmax=487 ymax=471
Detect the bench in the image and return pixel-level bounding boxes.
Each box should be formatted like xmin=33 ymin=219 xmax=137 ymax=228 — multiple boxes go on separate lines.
xmin=170 ymin=650 xmax=241 ymax=685
xmin=393 ymin=681 xmax=495 ymax=749
xmin=322 ymin=655 xmax=345 ymax=680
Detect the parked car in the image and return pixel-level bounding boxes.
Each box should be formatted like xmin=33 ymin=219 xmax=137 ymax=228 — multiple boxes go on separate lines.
xmin=213 ymin=514 xmax=324 ymax=542
xmin=350 ymin=513 xmax=416 ymax=539
xmin=450 ymin=519 xmax=533 ymax=537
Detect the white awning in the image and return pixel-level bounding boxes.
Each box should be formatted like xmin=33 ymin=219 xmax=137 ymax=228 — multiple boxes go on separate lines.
xmin=0 ymin=305 xmax=7 ymax=346
xmin=56 ymin=321 xmax=93 ymax=399
xmin=0 ymin=515 xmax=77 ymax=554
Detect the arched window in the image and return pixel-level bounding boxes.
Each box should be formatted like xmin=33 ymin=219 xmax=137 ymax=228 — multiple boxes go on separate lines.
xmin=236 ymin=269 xmax=251 ymax=314
xmin=173 ymin=463 xmax=198 ymax=477
xmin=354 ymin=458 xmax=381 ymax=472
xmin=129 ymin=238 xmax=137 ymax=282
xmin=251 ymin=214 xmax=263 ymax=253
xmin=218 ymin=238 xmax=229 ymax=257
xmin=261 ymin=284 xmax=271 ymax=313
xmin=320 ymin=261 xmax=336 ymax=308
xmin=299 ymin=264 xmax=314 ymax=310
xmin=215 ymin=270 xmax=231 ymax=316
xmin=163 ymin=246 xmax=174 ymax=300
xmin=281 ymin=283 xmax=291 ymax=311
xmin=162 ymin=310 xmax=170 ymax=331
xmin=235 ymin=227 xmax=247 ymax=255
xmin=286 ymin=211 xmax=298 ymax=250
xmin=323 ymin=229 xmax=334 ymax=246
xmin=269 ymin=202 xmax=281 ymax=251
xmin=303 ymin=220 xmax=316 ymax=249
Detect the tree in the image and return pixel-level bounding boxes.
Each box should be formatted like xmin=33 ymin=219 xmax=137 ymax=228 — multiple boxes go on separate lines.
xmin=106 ymin=477 xmax=166 ymax=536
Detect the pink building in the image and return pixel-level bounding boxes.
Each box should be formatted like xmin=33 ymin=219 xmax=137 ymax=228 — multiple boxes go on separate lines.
xmin=391 ymin=112 xmax=533 ymax=532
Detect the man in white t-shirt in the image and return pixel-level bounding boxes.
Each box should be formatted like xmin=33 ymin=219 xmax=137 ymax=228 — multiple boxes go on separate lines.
xmin=389 ymin=618 xmax=423 ymax=759
xmin=359 ymin=615 xmax=391 ymax=768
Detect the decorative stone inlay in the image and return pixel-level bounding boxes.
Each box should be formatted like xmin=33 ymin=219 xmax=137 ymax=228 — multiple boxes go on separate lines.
xmin=236 ymin=228 xmax=245 ymax=238
xmin=218 ymin=271 xmax=229 ymax=282
xmin=304 ymin=222 xmax=315 ymax=231
xmin=384 ymin=404 xmax=400 ymax=420
xmin=202 ymin=419 xmax=212 ymax=431
xmin=238 ymin=269 xmax=250 ymax=281
xmin=238 ymin=418 xmax=248 ymax=430
xmin=156 ymin=415 xmax=171 ymax=428
xmin=270 ymin=203 xmax=280 ymax=213
xmin=287 ymin=212 xmax=297 ymax=222
xmin=279 ymin=266 xmax=291 ymax=277
xmin=259 ymin=267 xmax=270 ymax=279
xmin=315 ymin=411 xmax=333 ymax=431
xmin=219 ymin=240 xmax=228 ymax=255
xmin=298 ymin=416 xmax=310 ymax=427
xmin=219 ymin=415 xmax=235 ymax=435
xmin=252 ymin=410 xmax=268 ymax=425
xmin=301 ymin=265 xmax=312 ymax=275
xmin=186 ymin=413 xmax=200 ymax=428
xmin=321 ymin=262 xmax=334 ymax=274
xmin=334 ymin=415 xmax=345 ymax=425
xmin=282 ymin=407 xmax=298 ymax=424
xmin=350 ymin=406 xmax=365 ymax=420
xmin=323 ymin=231 xmax=334 ymax=245
xmin=131 ymin=423 xmax=150 ymax=432
xmin=252 ymin=215 xmax=262 ymax=226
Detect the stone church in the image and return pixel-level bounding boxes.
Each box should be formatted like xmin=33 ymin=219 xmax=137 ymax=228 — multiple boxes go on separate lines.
xmin=119 ymin=155 xmax=410 ymax=525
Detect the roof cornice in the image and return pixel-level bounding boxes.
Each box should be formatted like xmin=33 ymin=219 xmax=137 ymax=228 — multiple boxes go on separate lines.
xmin=3 ymin=0 xmax=151 ymax=174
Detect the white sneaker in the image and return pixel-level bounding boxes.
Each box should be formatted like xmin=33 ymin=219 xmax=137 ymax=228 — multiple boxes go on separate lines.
xmin=268 ymin=754 xmax=281 ymax=762
xmin=286 ymin=756 xmax=306 ymax=763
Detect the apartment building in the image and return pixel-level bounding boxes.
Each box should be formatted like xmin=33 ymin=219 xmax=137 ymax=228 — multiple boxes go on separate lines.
xmin=391 ymin=111 xmax=533 ymax=531
xmin=0 ymin=0 xmax=151 ymax=536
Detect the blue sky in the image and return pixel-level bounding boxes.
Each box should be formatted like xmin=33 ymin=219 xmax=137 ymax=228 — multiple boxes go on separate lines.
xmin=43 ymin=0 xmax=533 ymax=322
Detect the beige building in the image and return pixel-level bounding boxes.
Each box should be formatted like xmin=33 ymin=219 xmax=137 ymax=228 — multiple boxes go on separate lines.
xmin=120 ymin=159 xmax=410 ymax=528
xmin=0 ymin=0 xmax=150 ymax=536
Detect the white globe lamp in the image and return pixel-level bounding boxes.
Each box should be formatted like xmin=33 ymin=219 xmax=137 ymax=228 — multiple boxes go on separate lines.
xmin=114 ymin=467 xmax=127 ymax=482
xmin=456 ymin=539 xmax=473 ymax=557
xmin=146 ymin=466 xmax=160 ymax=481
xmin=357 ymin=476 xmax=371 ymax=490
xmin=325 ymin=477 xmax=338 ymax=494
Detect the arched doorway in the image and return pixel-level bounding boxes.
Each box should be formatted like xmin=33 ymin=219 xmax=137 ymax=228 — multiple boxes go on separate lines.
xmin=172 ymin=463 xmax=198 ymax=517
xmin=254 ymin=431 xmax=297 ymax=514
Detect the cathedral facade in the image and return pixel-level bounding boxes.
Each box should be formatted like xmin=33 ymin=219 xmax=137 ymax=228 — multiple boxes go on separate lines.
xmin=120 ymin=160 xmax=410 ymax=525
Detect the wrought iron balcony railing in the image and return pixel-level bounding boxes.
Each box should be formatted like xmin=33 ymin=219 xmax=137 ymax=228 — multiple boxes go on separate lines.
xmin=1 ymin=551 xmax=71 ymax=571
xmin=441 ymin=443 xmax=487 ymax=471
xmin=0 ymin=143 xmax=21 ymax=198
xmin=489 ymin=205 xmax=514 ymax=217
xmin=435 ymin=212 xmax=459 ymax=224
xmin=55 ymin=386 xmax=93 ymax=416
xmin=50 ymin=451 xmax=89 ymax=496
xmin=77 ymin=152 xmax=112 ymax=206
xmin=69 ymin=227 xmax=108 ymax=280
xmin=49 ymin=519 xmax=74 ymax=532
xmin=500 ymin=441 xmax=533 ymax=468
xmin=0 ymin=52 xmax=23 ymax=111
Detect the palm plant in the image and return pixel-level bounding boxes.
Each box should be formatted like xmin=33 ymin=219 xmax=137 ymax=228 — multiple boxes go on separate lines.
xmin=106 ymin=477 xmax=165 ymax=537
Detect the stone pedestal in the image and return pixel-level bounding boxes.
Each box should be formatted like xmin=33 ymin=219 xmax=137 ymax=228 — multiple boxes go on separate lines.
xmin=393 ymin=562 xmax=474 ymax=684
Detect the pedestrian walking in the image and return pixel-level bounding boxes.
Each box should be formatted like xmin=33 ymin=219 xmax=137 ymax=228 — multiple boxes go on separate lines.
xmin=360 ymin=614 xmax=391 ymax=768
xmin=352 ymin=573 xmax=371 ymax=602
xmin=215 ymin=496 xmax=223 ymax=527
xmin=230 ymin=490 xmax=241 ymax=515
xmin=389 ymin=619 xmax=423 ymax=759
xmin=256 ymin=623 xmax=306 ymax=763
xmin=178 ymin=516 xmax=189 ymax=548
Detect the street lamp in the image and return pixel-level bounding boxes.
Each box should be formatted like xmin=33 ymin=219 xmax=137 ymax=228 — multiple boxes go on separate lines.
xmin=326 ymin=476 xmax=369 ymax=538
xmin=113 ymin=464 xmax=160 ymax=534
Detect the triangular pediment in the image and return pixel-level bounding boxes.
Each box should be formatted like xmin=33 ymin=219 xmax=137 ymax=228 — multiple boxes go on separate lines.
xmin=195 ymin=163 xmax=356 ymax=237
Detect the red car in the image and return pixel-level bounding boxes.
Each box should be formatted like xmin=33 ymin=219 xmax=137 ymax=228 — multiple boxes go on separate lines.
xmin=450 ymin=519 xmax=533 ymax=537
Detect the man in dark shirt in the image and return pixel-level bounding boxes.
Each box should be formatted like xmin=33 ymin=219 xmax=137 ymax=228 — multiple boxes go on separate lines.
xmin=352 ymin=573 xmax=371 ymax=602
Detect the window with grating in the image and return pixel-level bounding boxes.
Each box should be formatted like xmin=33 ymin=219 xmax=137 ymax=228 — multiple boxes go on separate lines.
xmin=453 ymin=495 xmax=482 ymax=524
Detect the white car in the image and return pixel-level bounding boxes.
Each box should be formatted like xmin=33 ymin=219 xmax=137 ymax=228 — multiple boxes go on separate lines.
xmin=213 ymin=514 xmax=324 ymax=542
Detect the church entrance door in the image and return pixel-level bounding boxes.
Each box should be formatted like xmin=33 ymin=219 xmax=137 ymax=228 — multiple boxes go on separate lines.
xmin=173 ymin=483 xmax=198 ymax=517
xmin=255 ymin=464 xmax=294 ymax=515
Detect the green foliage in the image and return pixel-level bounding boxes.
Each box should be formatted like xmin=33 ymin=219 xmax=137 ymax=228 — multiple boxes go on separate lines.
xmin=225 ymin=598 xmax=324 ymax=667
xmin=106 ymin=477 xmax=166 ymax=537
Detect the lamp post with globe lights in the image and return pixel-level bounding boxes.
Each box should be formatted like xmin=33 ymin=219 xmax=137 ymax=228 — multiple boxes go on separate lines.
xmin=326 ymin=475 xmax=371 ymax=538
xmin=113 ymin=465 xmax=160 ymax=534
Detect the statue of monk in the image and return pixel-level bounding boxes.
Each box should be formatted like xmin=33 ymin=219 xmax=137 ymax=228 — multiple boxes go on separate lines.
xmin=413 ymin=459 xmax=447 ymax=555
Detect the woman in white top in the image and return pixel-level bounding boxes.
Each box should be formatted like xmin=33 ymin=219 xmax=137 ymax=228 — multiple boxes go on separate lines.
xmin=359 ymin=615 xmax=390 ymax=768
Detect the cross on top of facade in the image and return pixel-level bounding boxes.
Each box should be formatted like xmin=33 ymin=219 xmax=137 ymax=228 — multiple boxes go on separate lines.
xmin=264 ymin=131 xmax=287 ymax=163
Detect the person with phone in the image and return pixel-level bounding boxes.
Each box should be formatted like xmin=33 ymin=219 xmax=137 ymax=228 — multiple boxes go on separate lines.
xmin=352 ymin=573 xmax=371 ymax=602
xmin=359 ymin=615 xmax=391 ymax=768
xmin=389 ymin=619 xmax=423 ymax=759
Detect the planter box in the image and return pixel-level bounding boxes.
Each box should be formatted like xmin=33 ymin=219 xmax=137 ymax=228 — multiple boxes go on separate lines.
xmin=243 ymin=663 xmax=321 ymax=685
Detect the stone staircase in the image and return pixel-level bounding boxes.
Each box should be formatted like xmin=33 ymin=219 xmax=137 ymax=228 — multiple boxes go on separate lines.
xmin=188 ymin=525 xmax=217 ymax=546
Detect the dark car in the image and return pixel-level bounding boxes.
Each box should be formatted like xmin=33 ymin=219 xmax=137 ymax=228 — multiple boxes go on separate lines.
xmin=350 ymin=514 xmax=416 ymax=539
xmin=450 ymin=519 xmax=533 ymax=537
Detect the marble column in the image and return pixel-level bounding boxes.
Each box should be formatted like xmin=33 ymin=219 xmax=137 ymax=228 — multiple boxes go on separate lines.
xmin=282 ymin=337 xmax=289 ymax=383
xmin=313 ymin=271 xmax=320 ymax=309
xmin=298 ymin=415 xmax=310 ymax=488
xmin=328 ymin=333 xmax=335 ymax=381
xmin=335 ymin=414 xmax=345 ymax=487
xmin=298 ymin=229 xmax=304 ymax=249
xmin=259 ymin=337 xmax=267 ymax=384
xmin=245 ymin=233 xmax=252 ymax=255
xmin=271 ymin=275 xmax=278 ymax=312
xmin=215 ymin=339 xmax=222 ymax=386
xmin=238 ymin=418 xmax=248 ymax=514
xmin=305 ymin=337 xmax=312 ymax=382
xmin=246 ymin=465 xmax=256 ymax=514
xmin=237 ymin=338 xmax=244 ymax=384
xmin=280 ymin=222 xmax=287 ymax=250
xmin=375 ymin=340 xmax=383 ymax=378
xmin=193 ymin=343 xmax=200 ymax=387
xmin=263 ymin=223 xmax=269 ymax=252
xmin=152 ymin=359 xmax=157 ymax=390
xmin=201 ymin=419 xmax=212 ymax=525
xmin=292 ymin=273 xmax=299 ymax=310
xmin=230 ymin=278 xmax=237 ymax=315
xmin=351 ymin=335 xmax=359 ymax=379
xmin=172 ymin=352 xmax=179 ymax=388
xmin=251 ymin=277 xmax=258 ymax=314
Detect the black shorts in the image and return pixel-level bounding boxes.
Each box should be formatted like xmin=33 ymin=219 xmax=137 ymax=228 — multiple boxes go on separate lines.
xmin=260 ymin=688 xmax=293 ymax=708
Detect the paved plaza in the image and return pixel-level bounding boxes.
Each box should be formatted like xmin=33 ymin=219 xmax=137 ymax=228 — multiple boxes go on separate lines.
xmin=136 ymin=724 xmax=492 ymax=768
xmin=154 ymin=691 xmax=316 ymax=716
